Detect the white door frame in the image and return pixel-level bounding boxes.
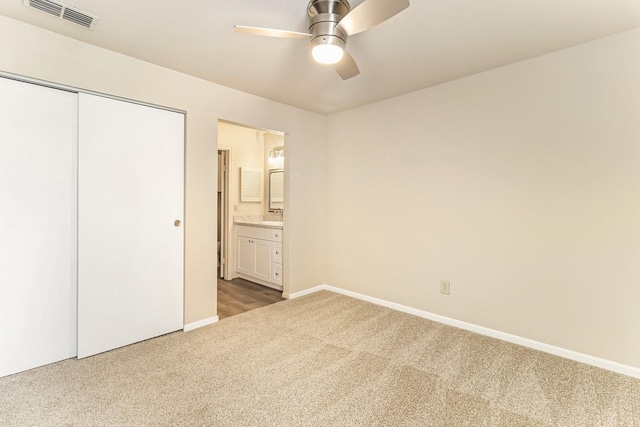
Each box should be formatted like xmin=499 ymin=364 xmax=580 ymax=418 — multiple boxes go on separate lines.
xmin=218 ymin=147 xmax=231 ymax=279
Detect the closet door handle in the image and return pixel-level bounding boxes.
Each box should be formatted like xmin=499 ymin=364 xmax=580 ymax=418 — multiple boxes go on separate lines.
xmin=174 ymin=220 xmax=181 ymax=227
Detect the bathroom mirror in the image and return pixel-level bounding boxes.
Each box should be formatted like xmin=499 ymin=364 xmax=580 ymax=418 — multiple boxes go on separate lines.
xmin=268 ymin=169 xmax=284 ymax=211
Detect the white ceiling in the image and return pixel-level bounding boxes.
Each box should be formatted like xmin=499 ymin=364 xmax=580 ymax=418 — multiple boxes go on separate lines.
xmin=1 ymin=0 xmax=640 ymax=114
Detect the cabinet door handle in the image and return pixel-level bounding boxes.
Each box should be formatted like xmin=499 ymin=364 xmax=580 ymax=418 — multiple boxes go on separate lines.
xmin=275 ymin=251 xmax=279 ymax=255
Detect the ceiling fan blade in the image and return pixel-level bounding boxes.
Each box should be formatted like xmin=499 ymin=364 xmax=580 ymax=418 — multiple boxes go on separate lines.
xmin=234 ymin=25 xmax=311 ymax=39
xmin=333 ymin=51 xmax=360 ymax=80
xmin=336 ymin=0 xmax=410 ymax=36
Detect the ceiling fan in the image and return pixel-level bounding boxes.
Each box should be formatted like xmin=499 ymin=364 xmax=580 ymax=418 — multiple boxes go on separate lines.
xmin=234 ymin=0 xmax=410 ymax=80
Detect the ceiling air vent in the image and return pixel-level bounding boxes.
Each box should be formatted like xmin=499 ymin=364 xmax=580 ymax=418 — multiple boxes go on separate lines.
xmin=23 ymin=0 xmax=99 ymax=30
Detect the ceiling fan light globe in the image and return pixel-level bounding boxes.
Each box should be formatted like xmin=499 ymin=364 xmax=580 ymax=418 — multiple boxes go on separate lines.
xmin=312 ymin=44 xmax=344 ymax=64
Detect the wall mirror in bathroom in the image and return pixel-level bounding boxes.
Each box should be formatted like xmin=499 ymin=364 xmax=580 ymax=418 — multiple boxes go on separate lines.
xmin=268 ymin=169 xmax=284 ymax=211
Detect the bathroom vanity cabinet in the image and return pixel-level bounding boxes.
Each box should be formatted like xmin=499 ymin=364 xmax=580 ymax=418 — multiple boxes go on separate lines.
xmin=236 ymin=224 xmax=283 ymax=290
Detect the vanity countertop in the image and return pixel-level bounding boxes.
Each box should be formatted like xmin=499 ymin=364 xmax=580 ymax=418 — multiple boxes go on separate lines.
xmin=234 ymin=219 xmax=283 ymax=230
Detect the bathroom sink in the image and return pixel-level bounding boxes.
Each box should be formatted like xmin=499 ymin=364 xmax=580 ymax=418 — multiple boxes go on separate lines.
xmin=259 ymin=221 xmax=283 ymax=227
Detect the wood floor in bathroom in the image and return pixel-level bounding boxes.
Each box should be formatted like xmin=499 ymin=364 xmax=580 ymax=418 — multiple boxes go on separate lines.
xmin=217 ymin=277 xmax=285 ymax=320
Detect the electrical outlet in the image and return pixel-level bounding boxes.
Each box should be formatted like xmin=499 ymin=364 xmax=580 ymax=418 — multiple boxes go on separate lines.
xmin=440 ymin=280 xmax=450 ymax=295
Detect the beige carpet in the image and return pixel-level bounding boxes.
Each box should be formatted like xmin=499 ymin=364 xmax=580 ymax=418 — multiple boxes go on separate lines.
xmin=1 ymin=290 xmax=638 ymax=426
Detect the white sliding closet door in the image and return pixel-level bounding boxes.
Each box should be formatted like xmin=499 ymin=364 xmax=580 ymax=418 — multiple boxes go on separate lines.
xmin=78 ymin=93 xmax=184 ymax=358
xmin=0 ymin=78 xmax=77 ymax=377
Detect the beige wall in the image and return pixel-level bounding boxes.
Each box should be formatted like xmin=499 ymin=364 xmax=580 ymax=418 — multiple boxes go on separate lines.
xmin=219 ymin=122 xmax=267 ymax=217
xmin=325 ymin=28 xmax=640 ymax=368
xmin=0 ymin=15 xmax=328 ymax=324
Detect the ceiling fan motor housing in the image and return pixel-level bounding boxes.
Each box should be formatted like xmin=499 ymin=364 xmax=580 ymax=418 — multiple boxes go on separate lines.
xmin=307 ymin=0 xmax=350 ymax=52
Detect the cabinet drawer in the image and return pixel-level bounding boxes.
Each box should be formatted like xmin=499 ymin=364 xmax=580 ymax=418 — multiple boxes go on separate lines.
xmin=271 ymin=242 xmax=282 ymax=264
xmin=236 ymin=225 xmax=272 ymax=240
xmin=271 ymin=263 xmax=282 ymax=286
xmin=270 ymin=228 xmax=283 ymax=242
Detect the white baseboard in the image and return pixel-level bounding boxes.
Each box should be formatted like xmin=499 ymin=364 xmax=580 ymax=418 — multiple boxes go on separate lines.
xmin=288 ymin=284 xmax=640 ymax=379
xmin=183 ymin=315 xmax=219 ymax=332
xmin=285 ymin=285 xmax=326 ymax=300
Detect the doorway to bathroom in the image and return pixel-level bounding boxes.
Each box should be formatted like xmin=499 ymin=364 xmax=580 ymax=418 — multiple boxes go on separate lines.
xmin=217 ymin=120 xmax=286 ymax=319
